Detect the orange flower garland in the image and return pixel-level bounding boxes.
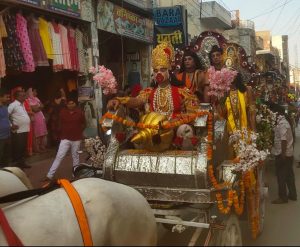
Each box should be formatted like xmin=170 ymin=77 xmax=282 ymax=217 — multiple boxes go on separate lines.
xmin=206 ymin=113 xmax=245 ymax=216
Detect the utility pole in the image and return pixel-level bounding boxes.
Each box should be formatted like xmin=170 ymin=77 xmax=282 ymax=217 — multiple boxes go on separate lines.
xmin=295 ymin=44 xmax=299 ymax=95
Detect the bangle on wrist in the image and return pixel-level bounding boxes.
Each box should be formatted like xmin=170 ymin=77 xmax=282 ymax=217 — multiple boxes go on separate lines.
xmin=115 ymin=97 xmax=130 ymax=104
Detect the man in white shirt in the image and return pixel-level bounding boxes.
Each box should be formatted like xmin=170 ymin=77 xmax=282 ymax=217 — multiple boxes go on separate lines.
xmin=271 ymin=104 xmax=297 ymax=204
xmin=8 ymin=90 xmax=31 ymax=169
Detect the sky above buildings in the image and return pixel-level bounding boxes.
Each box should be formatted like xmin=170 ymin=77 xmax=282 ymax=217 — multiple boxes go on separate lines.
xmin=214 ymin=0 xmax=300 ymax=68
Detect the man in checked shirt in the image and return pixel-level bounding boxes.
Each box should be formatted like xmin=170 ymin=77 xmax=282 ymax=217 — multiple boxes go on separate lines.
xmin=270 ymin=103 xmax=297 ymax=204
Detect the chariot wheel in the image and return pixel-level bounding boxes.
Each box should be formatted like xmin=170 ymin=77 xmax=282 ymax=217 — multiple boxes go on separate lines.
xmin=211 ymin=214 xmax=242 ymax=246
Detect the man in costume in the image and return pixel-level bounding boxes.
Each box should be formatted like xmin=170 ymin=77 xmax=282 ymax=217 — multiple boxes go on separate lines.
xmin=176 ymin=48 xmax=210 ymax=102
xmin=209 ymin=45 xmax=224 ymax=71
xmin=225 ymin=72 xmax=256 ymax=133
xmin=107 ymin=42 xmax=199 ymax=119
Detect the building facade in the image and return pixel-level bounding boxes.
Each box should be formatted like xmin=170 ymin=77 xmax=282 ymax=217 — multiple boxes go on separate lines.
xmin=97 ymin=0 xmax=154 ymax=91
xmin=154 ymin=0 xmax=231 ymax=42
xmin=272 ymin=35 xmax=290 ymax=83
xmin=224 ymin=13 xmax=256 ymax=63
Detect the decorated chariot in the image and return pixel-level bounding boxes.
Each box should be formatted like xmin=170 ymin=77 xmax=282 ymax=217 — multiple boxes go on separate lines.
xmin=95 ymin=32 xmax=270 ymax=246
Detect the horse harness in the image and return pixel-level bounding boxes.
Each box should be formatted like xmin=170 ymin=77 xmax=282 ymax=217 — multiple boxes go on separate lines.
xmin=0 ymin=179 xmax=93 ymax=246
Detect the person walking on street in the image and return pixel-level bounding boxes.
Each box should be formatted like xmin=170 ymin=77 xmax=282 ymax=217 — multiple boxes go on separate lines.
xmin=44 ymin=98 xmax=85 ymax=181
xmin=0 ymin=89 xmax=12 ymax=168
xmin=8 ymin=90 xmax=31 ymax=169
xmin=271 ymin=104 xmax=297 ymax=204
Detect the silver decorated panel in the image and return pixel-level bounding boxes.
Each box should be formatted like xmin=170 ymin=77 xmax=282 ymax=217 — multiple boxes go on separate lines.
xmin=214 ymin=119 xmax=226 ymax=141
xmin=134 ymin=186 xmax=212 ymax=204
xmin=194 ymin=115 xmax=208 ymax=127
xmin=218 ymin=160 xmax=236 ymax=184
xmin=115 ymin=150 xmax=208 ymax=175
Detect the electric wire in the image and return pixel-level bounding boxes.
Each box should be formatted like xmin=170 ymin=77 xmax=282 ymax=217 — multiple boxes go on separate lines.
xmin=257 ymin=0 xmax=282 ymax=29
xmin=249 ymin=0 xmax=294 ymax=20
xmin=270 ymin=0 xmax=288 ymax=30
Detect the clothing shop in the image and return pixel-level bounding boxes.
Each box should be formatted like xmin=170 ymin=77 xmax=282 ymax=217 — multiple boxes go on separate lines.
xmin=96 ymin=0 xmax=154 ymax=93
xmin=0 ymin=0 xmax=92 ymax=104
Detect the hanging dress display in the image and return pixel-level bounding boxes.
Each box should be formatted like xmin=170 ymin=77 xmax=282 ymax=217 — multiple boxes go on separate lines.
xmin=58 ymin=23 xmax=71 ymax=70
xmin=75 ymin=28 xmax=86 ymax=74
xmin=38 ymin=17 xmax=54 ymax=60
xmin=0 ymin=15 xmax=7 ymax=78
xmin=48 ymin=22 xmax=64 ymax=72
xmin=2 ymin=14 xmax=25 ymax=71
xmin=15 ymin=13 xmax=35 ymax=72
xmin=67 ymin=26 xmax=79 ymax=71
xmin=27 ymin=15 xmax=49 ymax=67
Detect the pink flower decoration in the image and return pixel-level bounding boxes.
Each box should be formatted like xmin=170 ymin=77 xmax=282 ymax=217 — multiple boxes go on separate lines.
xmin=207 ymin=67 xmax=237 ymax=99
xmin=89 ymin=65 xmax=118 ymax=95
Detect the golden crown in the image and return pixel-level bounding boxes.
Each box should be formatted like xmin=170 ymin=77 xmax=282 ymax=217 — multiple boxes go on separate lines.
xmin=152 ymin=42 xmax=175 ymax=69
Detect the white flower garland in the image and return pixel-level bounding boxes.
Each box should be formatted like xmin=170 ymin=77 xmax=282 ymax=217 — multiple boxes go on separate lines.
xmin=84 ymin=137 xmax=107 ymax=168
xmin=229 ymin=128 xmax=269 ymax=173
xmin=256 ymin=104 xmax=277 ymax=128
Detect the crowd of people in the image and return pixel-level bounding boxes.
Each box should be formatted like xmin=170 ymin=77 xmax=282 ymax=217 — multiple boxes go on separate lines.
xmin=0 ymin=87 xmax=86 ymax=181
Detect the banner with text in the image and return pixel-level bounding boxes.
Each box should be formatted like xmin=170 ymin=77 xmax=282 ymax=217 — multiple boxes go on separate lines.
xmin=153 ymin=6 xmax=187 ymax=49
xmin=15 ymin=0 xmax=81 ymax=18
xmin=97 ymin=0 xmax=154 ymax=43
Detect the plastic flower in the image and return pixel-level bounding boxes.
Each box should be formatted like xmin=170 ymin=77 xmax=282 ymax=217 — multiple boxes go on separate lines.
xmin=229 ymin=129 xmax=269 ymax=173
xmin=207 ymin=67 xmax=237 ymax=99
xmin=89 ymin=65 xmax=118 ymax=95
xmin=84 ymin=137 xmax=107 ymax=168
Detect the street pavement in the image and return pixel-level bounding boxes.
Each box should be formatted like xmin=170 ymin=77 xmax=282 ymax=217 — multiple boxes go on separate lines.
xmin=21 ymin=123 xmax=300 ymax=246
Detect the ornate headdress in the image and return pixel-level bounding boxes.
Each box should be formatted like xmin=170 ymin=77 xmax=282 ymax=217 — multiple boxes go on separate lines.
xmin=152 ymin=42 xmax=175 ymax=70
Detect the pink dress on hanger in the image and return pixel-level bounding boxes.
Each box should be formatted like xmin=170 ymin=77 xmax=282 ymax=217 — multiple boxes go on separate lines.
xmin=67 ymin=27 xmax=79 ymax=71
xmin=15 ymin=13 xmax=35 ymax=72
xmin=27 ymin=15 xmax=49 ymax=67
xmin=58 ymin=24 xmax=71 ymax=70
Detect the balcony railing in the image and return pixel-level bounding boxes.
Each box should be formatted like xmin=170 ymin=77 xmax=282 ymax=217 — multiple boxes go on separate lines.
xmin=201 ymin=1 xmax=232 ymax=29
xmin=237 ymin=20 xmax=255 ymax=30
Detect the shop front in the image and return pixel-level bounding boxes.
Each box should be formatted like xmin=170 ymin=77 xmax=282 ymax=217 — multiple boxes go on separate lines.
xmin=0 ymin=0 xmax=93 ymax=100
xmin=0 ymin=0 xmax=100 ymax=141
xmin=96 ymin=0 xmax=154 ymax=94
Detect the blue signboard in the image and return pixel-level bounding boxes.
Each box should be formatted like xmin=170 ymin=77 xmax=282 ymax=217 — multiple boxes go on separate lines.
xmin=154 ymin=6 xmax=182 ymax=27
xmin=153 ymin=6 xmax=187 ymax=49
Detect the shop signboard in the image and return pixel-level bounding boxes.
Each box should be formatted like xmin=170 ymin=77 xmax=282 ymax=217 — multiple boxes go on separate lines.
xmin=16 ymin=0 xmax=41 ymax=6
xmin=47 ymin=0 xmax=81 ymax=17
xmin=153 ymin=6 xmax=188 ymax=49
xmin=97 ymin=0 xmax=154 ymax=43
xmin=14 ymin=0 xmax=82 ymax=18
xmin=123 ymin=0 xmax=153 ymax=11
xmin=78 ymin=86 xmax=94 ymax=102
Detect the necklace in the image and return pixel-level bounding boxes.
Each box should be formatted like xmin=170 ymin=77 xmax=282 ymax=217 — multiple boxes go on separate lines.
xmin=229 ymin=90 xmax=241 ymax=129
xmin=153 ymin=84 xmax=174 ymax=117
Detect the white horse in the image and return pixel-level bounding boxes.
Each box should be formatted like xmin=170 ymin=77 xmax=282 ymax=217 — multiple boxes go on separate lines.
xmin=0 ymin=178 xmax=157 ymax=246
xmin=0 ymin=167 xmax=33 ymax=208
